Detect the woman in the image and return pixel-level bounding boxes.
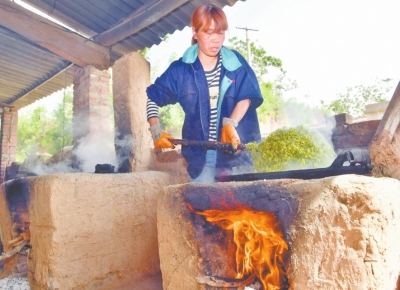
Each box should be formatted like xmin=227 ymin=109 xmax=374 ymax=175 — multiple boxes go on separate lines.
xmin=146 ymin=4 xmax=263 ymax=182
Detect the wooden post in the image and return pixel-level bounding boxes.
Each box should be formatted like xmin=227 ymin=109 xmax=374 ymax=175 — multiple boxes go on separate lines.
xmin=373 ymin=81 xmax=400 ymax=141
xmin=112 ymin=52 xmax=155 ymax=172
xmin=369 ymin=81 xmax=400 ymax=179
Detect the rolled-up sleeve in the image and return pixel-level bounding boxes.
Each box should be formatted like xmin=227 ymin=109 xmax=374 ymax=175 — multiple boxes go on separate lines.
xmin=146 ymin=61 xmax=180 ymax=107
xmin=230 ymin=51 xmax=263 ymax=110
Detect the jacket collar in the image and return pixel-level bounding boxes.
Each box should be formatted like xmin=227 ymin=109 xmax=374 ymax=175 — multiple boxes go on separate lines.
xmin=182 ymin=44 xmax=242 ymax=71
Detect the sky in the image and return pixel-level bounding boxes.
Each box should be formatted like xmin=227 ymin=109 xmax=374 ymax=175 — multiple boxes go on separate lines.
xmin=147 ymin=0 xmax=400 ymax=106
xmin=19 ymin=0 xmax=400 ymax=113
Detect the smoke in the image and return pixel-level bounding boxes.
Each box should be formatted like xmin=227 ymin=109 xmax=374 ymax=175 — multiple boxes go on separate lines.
xmin=20 ymin=120 xmax=124 ymax=175
xmin=73 ymin=135 xmax=117 ymax=173
xmin=114 ymin=130 xmax=135 ymax=172
xmin=21 ymin=133 xmax=136 ymax=176
xmin=281 ymin=100 xmax=336 ymax=149
xmin=283 ymin=103 xmax=338 ymax=169
xmin=23 ymin=135 xmax=119 ymax=176
xmin=29 ymin=158 xmax=77 ymax=176
xmin=69 ymin=108 xmax=118 ymax=173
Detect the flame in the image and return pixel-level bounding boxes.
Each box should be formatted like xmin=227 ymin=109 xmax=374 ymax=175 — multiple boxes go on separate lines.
xmin=197 ymin=209 xmax=288 ymax=290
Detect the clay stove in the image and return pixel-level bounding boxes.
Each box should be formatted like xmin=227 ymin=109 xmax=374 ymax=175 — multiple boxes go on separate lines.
xmin=0 ymin=171 xmax=188 ymax=289
xmin=157 ymin=175 xmax=400 ymax=290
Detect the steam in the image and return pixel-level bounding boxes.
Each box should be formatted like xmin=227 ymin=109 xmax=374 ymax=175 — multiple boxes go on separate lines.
xmin=29 ymin=157 xmax=77 ymax=176
xmin=114 ymin=131 xmax=135 ymax=172
xmin=24 ymin=135 xmax=119 ymax=175
xmin=73 ymin=135 xmax=117 ymax=172
xmin=281 ymin=100 xmax=336 ymax=149
xmin=20 ymin=125 xmax=137 ymax=176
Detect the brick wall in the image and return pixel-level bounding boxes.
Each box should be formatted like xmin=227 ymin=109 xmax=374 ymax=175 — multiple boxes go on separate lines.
xmin=73 ymin=65 xmax=111 ymax=144
xmin=332 ymin=113 xmax=380 ymax=153
xmin=329 ymin=101 xmax=393 ymax=153
xmin=0 ymin=107 xmax=18 ymax=184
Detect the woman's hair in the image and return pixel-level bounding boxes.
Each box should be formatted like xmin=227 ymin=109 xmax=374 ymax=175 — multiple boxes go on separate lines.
xmin=191 ymin=4 xmax=228 ymax=45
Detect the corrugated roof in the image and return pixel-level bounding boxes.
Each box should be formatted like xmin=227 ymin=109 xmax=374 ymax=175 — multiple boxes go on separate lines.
xmin=0 ymin=0 xmax=243 ymax=109
xmin=0 ymin=25 xmax=74 ymax=108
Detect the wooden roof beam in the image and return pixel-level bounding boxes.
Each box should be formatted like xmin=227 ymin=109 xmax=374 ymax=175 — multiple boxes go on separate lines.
xmin=20 ymin=0 xmax=98 ymax=38
xmin=94 ymin=0 xmax=188 ymax=47
xmin=0 ymin=0 xmax=110 ymax=70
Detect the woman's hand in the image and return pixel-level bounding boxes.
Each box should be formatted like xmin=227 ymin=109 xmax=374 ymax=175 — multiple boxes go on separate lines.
xmin=154 ymin=131 xmax=175 ymax=149
xmin=221 ymin=98 xmax=251 ymax=153
xmin=149 ymin=121 xmax=175 ymax=149
xmin=221 ymin=118 xmax=241 ymax=153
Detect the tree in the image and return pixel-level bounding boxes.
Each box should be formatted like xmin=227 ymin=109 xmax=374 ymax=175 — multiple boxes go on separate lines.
xmin=227 ymin=37 xmax=291 ymax=123
xmin=320 ymin=78 xmax=395 ymax=117
xmin=16 ymin=90 xmax=73 ymax=162
xmin=227 ymin=36 xmax=283 ymax=82
xmin=159 ymin=104 xmax=185 ymax=138
xmin=256 ymin=82 xmax=283 ymax=123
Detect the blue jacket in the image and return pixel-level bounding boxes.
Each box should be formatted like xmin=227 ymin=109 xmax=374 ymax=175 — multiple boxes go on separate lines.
xmin=146 ymin=45 xmax=263 ymax=178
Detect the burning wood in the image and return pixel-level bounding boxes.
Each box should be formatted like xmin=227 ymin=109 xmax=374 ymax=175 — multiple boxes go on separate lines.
xmin=157 ymin=176 xmax=400 ymax=290
xmin=7 ymin=232 xmax=30 ymax=248
xmin=196 ymin=209 xmax=288 ymax=290
xmin=196 ymin=274 xmax=255 ymax=287
xmin=0 ymin=240 xmax=28 ymax=261
xmin=245 ymin=281 xmax=262 ymax=289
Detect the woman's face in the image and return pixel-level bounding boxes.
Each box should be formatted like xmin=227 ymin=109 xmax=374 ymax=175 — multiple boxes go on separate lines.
xmin=193 ymin=20 xmax=225 ymax=58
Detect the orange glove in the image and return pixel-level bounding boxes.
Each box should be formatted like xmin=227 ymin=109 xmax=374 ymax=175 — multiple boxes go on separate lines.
xmin=149 ymin=122 xmax=175 ymax=149
xmin=221 ymin=118 xmax=241 ymax=153
xmin=154 ymin=131 xmax=175 ymax=149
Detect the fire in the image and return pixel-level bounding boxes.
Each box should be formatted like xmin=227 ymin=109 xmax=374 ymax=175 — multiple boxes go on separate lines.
xmin=197 ymin=209 xmax=288 ymax=290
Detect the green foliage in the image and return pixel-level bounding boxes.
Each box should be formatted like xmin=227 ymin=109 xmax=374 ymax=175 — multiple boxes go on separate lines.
xmin=159 ymin=104 xmax=185 ymax=138
xmin=17 ymin=90 xmax=73 ymax=162
xmin=226 ymin=37 xmax=290 ymax=121
xmin=257 ymin=82 xmax=283 ymax=122
xmin=246 ymin=126 xmax=335 ymax=172
xmin=140 ymin=34 xmax=170 ymax=59
xmin=274 ymin=70 xmax=298 ymax=92
xmin=320 ymin=78 xmax=394 ymax=117
xmin=227 ymin=36 xmax=283 ymax=81
xmin=138 ymin=47 xmax=150 ymax=57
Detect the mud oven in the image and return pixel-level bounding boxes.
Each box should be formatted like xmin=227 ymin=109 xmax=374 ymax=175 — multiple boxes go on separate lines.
xmin=1 ymin=172 xmax=400 ymax=290
xmin=158 ymin=177 xmax=400 ymax=290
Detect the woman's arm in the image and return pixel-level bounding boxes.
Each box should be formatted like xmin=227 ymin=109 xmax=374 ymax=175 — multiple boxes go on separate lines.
xmin=229 ymin=99 xmax=251 ymax=123
xmin=148 ymin=117 xmax=159 ymax=126
xmin=221 ymin=99 xmax=251 ymax=150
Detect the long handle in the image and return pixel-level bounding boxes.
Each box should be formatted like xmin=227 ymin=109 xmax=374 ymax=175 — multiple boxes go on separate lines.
xmin=169 ymin=139 xmax=246 ymax=153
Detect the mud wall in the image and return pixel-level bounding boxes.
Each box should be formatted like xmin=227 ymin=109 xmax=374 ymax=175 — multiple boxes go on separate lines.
xmin=1 ymin=171 xmax=188 ymax=290
xmin=157 ymin=175 xmax=400 ymax=290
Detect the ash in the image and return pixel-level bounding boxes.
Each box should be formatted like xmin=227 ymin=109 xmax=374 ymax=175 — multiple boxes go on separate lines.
xmin=0 ymin=277 xmax=30 ymax=290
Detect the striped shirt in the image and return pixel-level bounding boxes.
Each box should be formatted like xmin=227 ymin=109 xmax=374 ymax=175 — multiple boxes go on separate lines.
xmin=146 ymin=53 xmax=222 ymax=141
xmin=205 ymin=53 xmax=222 ymax=141
xmin=146 ymin=98 xmax=159 ymax=120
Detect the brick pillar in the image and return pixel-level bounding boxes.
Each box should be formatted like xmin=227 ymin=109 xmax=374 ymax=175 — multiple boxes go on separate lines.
xmin=72 ymin=65 xmax=116 ymax=172
xmin=112 ymin=52 xmax=155 ymax=172
xmin=0 ymin=107 xmax=18 ymax=183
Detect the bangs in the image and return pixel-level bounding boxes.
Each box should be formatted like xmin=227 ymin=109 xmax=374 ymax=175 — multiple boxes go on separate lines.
xmin=192 ymin=4 xmax=228 ymax=33
xmin=200 ymin=13 xmax=228 ymax=33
